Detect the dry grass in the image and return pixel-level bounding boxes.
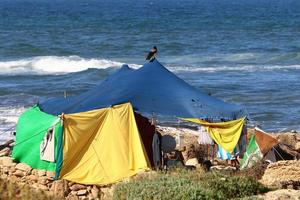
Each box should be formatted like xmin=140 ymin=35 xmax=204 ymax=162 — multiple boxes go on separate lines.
xmin=0 ymin=178 xmax=62 ymax=200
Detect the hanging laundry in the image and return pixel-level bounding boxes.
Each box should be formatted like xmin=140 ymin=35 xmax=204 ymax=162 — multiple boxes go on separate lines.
xmin=197 ymin=126 xmax=213 ymax=145
xmin=40 ymin=127 xmax=55 ymax=162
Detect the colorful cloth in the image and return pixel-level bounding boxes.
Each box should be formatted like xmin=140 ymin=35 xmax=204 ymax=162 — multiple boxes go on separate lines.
xmin=181 ymin=117 xmax=245 ymax=153
xmin=240 ymin=127 xmax=278 ymax=169
xmin=217 ymin=145 xmax=238 ymax=160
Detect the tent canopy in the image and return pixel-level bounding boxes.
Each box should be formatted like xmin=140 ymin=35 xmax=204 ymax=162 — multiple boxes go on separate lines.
xmin=40 ymin=60 xmax=245 ymax=119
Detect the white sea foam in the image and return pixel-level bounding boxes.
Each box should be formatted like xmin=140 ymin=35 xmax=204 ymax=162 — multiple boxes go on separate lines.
xmin=170 ymin=64 xmax=300 ymax=73
xmin=0 ymin=106 xmax=26 ymax=143
xmin=0 ymin=56 xmax=141 ymax=75
xmin=0 ymin=55 xmax=299 ymax=75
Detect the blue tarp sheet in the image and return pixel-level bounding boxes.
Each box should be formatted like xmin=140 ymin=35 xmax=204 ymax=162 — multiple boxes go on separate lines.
xmin=40 ymin=60 xmax=245 ymax=119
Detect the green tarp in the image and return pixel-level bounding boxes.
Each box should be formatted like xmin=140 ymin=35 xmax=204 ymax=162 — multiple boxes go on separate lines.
xmin=12 ymin=106 xmax=63 ymax=172
xmin=240 ymin=135 xmax=263 ymax=170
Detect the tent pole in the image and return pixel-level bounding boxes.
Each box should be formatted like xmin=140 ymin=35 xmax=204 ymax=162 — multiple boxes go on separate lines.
xmin=272 ymin=147 xmax=285 ymax=161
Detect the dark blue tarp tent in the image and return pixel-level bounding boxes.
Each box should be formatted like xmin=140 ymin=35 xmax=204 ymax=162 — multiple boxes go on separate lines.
xmin=40 ymin=60 xmax=245 ymax=119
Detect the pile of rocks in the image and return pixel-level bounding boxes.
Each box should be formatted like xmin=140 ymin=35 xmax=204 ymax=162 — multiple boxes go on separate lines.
xmin=260 ymin=160 xmax=300 ymax=189
xmin=0 ymin=156 xmax=113 ymax=200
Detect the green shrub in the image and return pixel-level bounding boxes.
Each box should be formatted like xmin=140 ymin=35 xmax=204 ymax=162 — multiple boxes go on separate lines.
xmin=113 ymin=169 xmax=269 ymax=200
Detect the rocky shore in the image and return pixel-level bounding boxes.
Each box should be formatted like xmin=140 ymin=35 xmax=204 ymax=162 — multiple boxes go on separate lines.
xmin=0 ymin=128 xmax=299 ymax=200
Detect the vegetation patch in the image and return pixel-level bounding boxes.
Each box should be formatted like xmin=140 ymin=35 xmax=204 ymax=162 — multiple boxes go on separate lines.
xmin=113 ymin=168 xmax=269 ymax=200
xmin=0 ymin=178 xmax=61 ymax=200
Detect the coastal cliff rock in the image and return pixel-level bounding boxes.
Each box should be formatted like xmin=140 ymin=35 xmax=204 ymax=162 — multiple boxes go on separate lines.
xmin=261 ymin=160 xmax=300 ymax=189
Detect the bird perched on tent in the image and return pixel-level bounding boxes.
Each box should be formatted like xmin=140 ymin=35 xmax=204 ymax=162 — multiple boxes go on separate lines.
xmin=146 ymin=46 xmax=157 ymax=62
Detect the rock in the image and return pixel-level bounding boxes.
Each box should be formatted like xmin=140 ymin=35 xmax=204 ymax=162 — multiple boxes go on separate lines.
xmin=13 ymin=170 xmax=25 ymax=177
xmin=27 ymin=174 xmax=38 ymax=181
xmin=50 ymin=180 xmax=66 ymax=197
xmin=263 ymin=189 xmax=300 ymax=200
xmin=0 ymin=147 xmax=11 ymax=157
xmin=46 ymin=171 xmax=55 ymax=178
xmin=2 ymin=166 xmax=9 ymax=174
xmin=39 ymin=184 xmax=49 ymax=191
xmin=1 ymin=174 xmax=8 ymax=179
xmin=15 ymin=163 xmax=32 ymax=174
xmin=77 ymin=189 xmax=87 ymax=196
xmin=70 ymin=184 xmax=87 ymax=191
xmin=9 ymin=166 xmax=16 ymax=174
xmin=0 ymin=156 xmax=15 ymax=167
xmin=9 ymin=175 xmax=19 ymax=183
xmin=101 ymin=187 xmax=113 ymax=200
xmin=261 ymin=160 xmax=300 ymax=189
xmin=68 ymin=181 xmax=75 ymax=187
xmin=185 ymin=158 xmax=199 ymax=166
xmin=91 ymin=186 xmax=100 ymax=199
xmin=38 ymin=177 xmax=49 ymax=185
xmin=295 ymin=142 xmax=300 ymax=151
xmin=37 ymin=169 xmax=46 ymax=177
xmin=67 ymin=195 xmax=79 ymax=200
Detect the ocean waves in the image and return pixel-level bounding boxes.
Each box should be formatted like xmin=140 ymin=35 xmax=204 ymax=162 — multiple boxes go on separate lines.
xmin=0 ymin=56 xmax=141 ymax=75
xmin=1 ymin=53 xmax=300 ymax=76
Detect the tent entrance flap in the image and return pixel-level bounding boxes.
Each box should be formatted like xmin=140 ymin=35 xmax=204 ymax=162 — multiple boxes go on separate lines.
xmin=59 ymin=103 xmax=150 ymax=185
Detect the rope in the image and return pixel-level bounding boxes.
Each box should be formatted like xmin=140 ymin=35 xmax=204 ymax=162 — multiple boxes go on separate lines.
xmin=272 ymin=146 xmax=285 ymax=161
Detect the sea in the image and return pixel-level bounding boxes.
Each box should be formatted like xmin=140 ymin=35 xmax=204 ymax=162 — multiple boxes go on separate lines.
xmin=1 ymin=0 xmax=300 ymax=142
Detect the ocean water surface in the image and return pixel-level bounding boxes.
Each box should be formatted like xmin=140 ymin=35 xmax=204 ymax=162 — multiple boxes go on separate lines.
xmin=1 ymin=0 xmax=300 ymax=141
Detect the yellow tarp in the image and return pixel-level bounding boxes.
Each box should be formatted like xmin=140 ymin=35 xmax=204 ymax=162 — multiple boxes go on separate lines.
xmin=182 ymin=117 xmax=245 ymax=153
xmin=59 ymin=103 xmax=150 ymax=185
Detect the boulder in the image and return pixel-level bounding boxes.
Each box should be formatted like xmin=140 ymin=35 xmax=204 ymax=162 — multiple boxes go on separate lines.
xmin=91 ymin=186 xmax=100 ymax=199
xmin=77 ymin=189 xmax=87 ymax=196
xmin=263 ymin=189 xmax=300 ymax=200
xmin=37 ymin=169 xmax=46 ymax=177
xmin=46 ymin=171 xmax=55 ymax=178
xmin=50 ymin=180 xmax=67 ymax=197
xmin=0 ymin=156 xmax=15 ymax=167
xmin=70 ymin=184 xmax=87 ymax=191
xmin=295 ymin=142 xmax=300 ymax=151
xmin=67 ymin=195 xmax=79 ymax=200
xmin=0 ymin=147 xmax=11 ymax=157
xmin=38 ymin=184 xmax=49 ymax=191
xmin=27 ymin=174 xmax=38 ymax=181
xmin=15 ymin=163 xmax=32 ymax=174
xmin=261 ymin=160 xmax=300 ymax=189
xmin=13 ymin=170 xmax=25 ymax=177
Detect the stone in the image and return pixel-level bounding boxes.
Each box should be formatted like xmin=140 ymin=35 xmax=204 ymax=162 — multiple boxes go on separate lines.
xmin=1 ymin=174 xmax=8 ymax=179
xmin=50 ymin=180 xmax=66 ymax=197
xmin=15 ymin=163 xmax=32 ymax=174
xmin=261 ymin=160 xmax=300 ymax=189
xmin=9 ymin=166 xmax=16 ymax=174
xmin=263 ymin=189 xmax=300 ymax=200
xmin=185 ymin=158 xmax=199 ymax=166
xmin=39 ymin=184 xmax=49 ymax=191
xmin=295 ymin=142 xmax=300 ymax=151
xmin=37 ymin=169 xmax=46 ymax=177
xmin=27 ymin=174 xmax=38 ymax=181
xmin=77 ymin=189 xmax=87 ymax=196
xmin=101 ymin=187 xmax=113 ymax=199
xmin=13 ymin=170 xmax=25 ymax=177
xmin=67 ymin=195 xmax=79 ymax=200
xmin=68 ymin=181 xmax=75 ymax=187
xmin=0 ymin=156 xmax=15 ymax=167
xmin=0 ymin=147 xmax=11 ymax=157
xmin=38 ymin=177 xmax=49 ymax=185
xmin=2 ymin=166 xmax=9 ymax=174
xmin=9 ymin=175 xmax=19 ymax=183
xmin=46 ymin=171 xmax=55 ymax=178
xmin=91 ymin=187 xmax=100 ymax=199
xmin=70 ymin=184 xmax=87 ymax=191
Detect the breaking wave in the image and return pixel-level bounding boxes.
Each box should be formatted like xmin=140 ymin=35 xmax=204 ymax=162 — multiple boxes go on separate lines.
xmin=0 ymin=56 xmax=141 ymax=75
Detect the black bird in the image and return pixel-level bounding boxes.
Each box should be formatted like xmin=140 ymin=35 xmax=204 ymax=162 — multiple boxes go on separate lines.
xmin=146 ymin=46 xmax=157 ymax=61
